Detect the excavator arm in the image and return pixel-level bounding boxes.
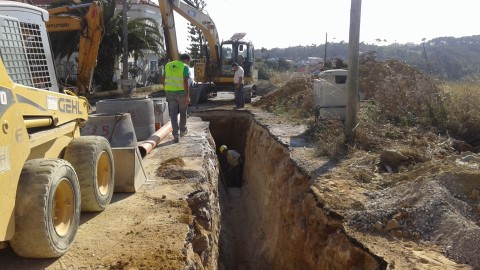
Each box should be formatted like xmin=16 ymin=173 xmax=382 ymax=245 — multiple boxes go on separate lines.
xmin=158 ymin=0 xmax=219 ymax=64
xmin=46 ymin=1 xmax=104 ymax=95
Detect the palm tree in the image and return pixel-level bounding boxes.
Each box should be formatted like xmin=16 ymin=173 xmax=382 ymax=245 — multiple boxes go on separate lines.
xmin=48 ymin=0 xmax=164 ymax=91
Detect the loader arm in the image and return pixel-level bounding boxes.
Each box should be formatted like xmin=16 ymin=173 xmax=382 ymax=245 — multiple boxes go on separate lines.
xmin=158 ymin=0 xmax=219 ymax=64
xmin=46 ymin=1 xmax=104 ymax=95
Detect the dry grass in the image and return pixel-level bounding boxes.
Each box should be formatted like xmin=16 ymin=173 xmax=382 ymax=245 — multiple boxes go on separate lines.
xmin=256 ymin=55 xmax=480 ymax=157
xmin=359 ymin=54 xmax=446 ymax=127
xmin=442 ymin=81 xmax=480 ymax=144
xmin=268 ymin=72 xmax=298 ymax=88
xmin=305 ymin=119 xmax=346 ymax=158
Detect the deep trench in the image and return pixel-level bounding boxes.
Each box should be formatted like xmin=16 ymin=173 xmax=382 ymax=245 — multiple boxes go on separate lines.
xmin=193 ymin=110 xmax=387 ymax=270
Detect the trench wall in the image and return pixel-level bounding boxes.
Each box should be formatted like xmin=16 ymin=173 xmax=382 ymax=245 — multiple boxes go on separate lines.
xmin=196 ymin=111 xmax=386 ymax=269
xmin=242 ymin=120 xmax=384 ymax=269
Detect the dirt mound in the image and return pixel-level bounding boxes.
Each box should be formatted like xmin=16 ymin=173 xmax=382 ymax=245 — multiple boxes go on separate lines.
xmin=359 ymin=52 xmax=444 ymax=125
xmin=347 ymin=156 xmax=480 ymax=267
xmin=253 ymin=76 xmax=313 ymax=118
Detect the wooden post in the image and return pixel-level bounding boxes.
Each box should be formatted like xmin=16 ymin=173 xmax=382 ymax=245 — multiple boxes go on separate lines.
xmin=345 ymin=0 xmax=362 ymax=142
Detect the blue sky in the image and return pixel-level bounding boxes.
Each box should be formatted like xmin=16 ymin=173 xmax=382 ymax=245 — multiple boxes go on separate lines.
xmin=170 ymin=0 xmax=480 ymax=52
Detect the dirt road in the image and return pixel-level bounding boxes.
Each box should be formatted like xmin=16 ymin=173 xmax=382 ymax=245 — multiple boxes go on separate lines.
xmin=0 ymin=117 xmax=219 ymax=270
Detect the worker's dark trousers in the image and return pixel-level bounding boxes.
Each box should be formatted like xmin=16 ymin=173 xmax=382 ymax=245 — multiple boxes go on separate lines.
xmin=234 ymin=85 xmax=245 ymax=108
xmin=166 ymin=91 xmax=187 ymax=137
xmin=233 ymin=165 xmax=242 ymax=187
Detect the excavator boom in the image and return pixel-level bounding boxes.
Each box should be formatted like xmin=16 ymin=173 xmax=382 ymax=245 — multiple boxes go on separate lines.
xmin=46 ymin=1 xmax=104 ymax=95
xmin=159 ymin=0 xmax=219 ymax=64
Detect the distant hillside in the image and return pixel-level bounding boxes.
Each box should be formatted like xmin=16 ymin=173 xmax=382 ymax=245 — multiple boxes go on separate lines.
xmin=256 ymin=35 xmax=480 ymax=80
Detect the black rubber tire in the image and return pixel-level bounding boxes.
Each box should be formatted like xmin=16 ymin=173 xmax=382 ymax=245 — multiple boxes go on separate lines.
xmin=10 ymin=159 xmax=80 ymax=258
xmin=244 ymin=91 xmax=252 ymax=104
xmin=64 ymin=136 xmax=114 ymax=212
xmin=198 ymin=87 xmax=209 ymax=103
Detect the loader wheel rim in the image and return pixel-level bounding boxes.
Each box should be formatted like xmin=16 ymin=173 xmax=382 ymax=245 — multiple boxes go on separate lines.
xmin=97 ymin=151 xmax=112 ymax=196
xmin=53 ymin=179 xmax=75 ymax=237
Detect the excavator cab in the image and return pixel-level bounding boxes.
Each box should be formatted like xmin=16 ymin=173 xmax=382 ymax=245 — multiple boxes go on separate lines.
xmin=220 ymin=37 xmax=254 ymax=78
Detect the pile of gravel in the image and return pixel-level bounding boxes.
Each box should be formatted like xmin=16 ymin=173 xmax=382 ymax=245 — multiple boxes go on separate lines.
xmin=347 ymin=168 xmax=480 ymax=267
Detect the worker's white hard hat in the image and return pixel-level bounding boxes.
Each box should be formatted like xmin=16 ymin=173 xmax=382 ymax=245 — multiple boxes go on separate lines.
xmin=220 ymin=145 xmax=227 ymax=154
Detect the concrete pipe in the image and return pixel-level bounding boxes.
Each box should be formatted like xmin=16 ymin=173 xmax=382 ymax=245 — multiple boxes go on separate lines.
xmin=96 ymin=98 xmax=155 ymax=140
xmin=81 ymin=113 xmax=137 ymax=147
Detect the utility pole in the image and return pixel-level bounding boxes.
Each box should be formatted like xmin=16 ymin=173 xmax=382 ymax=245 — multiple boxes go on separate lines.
xmin=324 ymin=32 xmax=327 ymax=67
xmin=122 ymin=0 xmax=129 ymax=96
xmin=422 ymin=38 xmax=431 ymax=74
xmin=345 ymin=0 xmax=362 ymax=142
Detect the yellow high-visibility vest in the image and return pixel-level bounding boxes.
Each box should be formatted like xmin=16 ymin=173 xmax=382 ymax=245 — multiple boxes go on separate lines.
xmin=164 ymin=60 xmax=186 ymax=91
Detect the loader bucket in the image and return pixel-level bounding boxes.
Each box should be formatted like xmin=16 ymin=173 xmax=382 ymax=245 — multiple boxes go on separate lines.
xmin=111 ymin=147 xmax=147 ymax=193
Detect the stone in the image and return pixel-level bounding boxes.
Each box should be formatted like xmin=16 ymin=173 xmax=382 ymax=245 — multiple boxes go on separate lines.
xmin=380 ymin=150 xmax=411 ymax=172
xmin=471 ymin=190 xmax=480 ymax=200
xmin=192 ymin=234 xmax=209 ymax=253
xmin=374 ymin=221 xmax=383 ymax=231
xmin=384 ymin=219 xmax=401 ymax=232
xmin=393 ymin=212 xmax=403 ymax=221
xmin=359 ymin=170 xmax=375 ymax=183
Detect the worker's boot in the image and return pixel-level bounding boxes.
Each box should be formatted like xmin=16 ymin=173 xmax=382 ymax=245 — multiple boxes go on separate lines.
xmin=180 ymin=127 xmax=188 ymax=137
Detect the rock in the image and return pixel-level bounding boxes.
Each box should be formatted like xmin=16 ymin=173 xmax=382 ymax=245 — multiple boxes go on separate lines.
xmin=351 ymin=200 xmax=365 ymax=210
xmin=461 ymin=155 xmax=480 ymax=163
xmin=374 ymin=221 xmax=383 ymax=231
xmin=380 ymin=150 xmax=411 ymax=172
xmin=451 ymin=141 xmax=475 ymax=153
xmin=359 ymin=170 xmax=375 ymax=183
xmin=394 ymin=230 xmax=403 ymax=238
xmin=413 ymin=232 xmax=421 ymax=240
xmin=384 ymin=219 xmax=401 ymax=231
xmin=471 ymin=190 xmax=480 ymax=200
xmin=187 ymin=191 xmax=212 ymax=230
xmin=192 ymin=234 xmax=209 ymax=253
xmin=393 ymin=212 xmax=403 ymax=221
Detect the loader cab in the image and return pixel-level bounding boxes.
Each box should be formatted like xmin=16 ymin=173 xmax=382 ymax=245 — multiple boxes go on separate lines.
xmin=220 ymin=40 xmax=254 ymax=77
xmin=0 ymin=2 xmax=59 ymax=92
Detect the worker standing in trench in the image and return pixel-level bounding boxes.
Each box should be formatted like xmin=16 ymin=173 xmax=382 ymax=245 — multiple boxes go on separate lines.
xmin=219 ymin=145 xmax=243 ymax=187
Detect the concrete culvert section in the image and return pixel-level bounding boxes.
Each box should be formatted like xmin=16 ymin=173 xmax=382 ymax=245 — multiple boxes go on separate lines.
xmin=194 ymin=110 xmax=387 ymax=269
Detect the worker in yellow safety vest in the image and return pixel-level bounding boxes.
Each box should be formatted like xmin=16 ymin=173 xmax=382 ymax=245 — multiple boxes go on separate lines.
xmin=162 ymin=54 xmax=191 ymax=143
xmin=219 ymin=145 xmax=243 ymax=187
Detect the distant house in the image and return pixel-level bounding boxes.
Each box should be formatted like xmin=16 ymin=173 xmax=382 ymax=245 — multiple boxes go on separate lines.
xmin=295 ymin=57 xmax=324 ymax=74
xmin=307 ymin=57 xmax=323 ymax=66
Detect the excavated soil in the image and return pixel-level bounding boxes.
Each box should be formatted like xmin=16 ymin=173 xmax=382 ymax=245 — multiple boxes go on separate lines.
xmin=1 ymin=69 xmax=479 ymax=269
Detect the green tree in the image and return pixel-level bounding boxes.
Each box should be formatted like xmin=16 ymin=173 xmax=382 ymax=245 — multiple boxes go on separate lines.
xmin=186 ymin=0 xmax=206 ymax=63
xmin=94 ymin=0 xmax=164 ymax=90
xmin=277 ymin=57 xmax=292 ymax=72
xmin=48 ymin=0 xmax=164 ymax=91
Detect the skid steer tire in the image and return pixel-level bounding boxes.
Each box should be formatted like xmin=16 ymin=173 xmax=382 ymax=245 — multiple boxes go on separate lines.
xmin=10 ymin=159 xmax=80 ymax=258
xmin=64 ymin=136 xmax=114 ymax=212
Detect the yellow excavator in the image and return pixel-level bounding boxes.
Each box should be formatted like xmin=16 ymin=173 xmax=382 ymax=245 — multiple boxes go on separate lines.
xmin=46 ymin=1 xmax=104 ymax=96
xmin=0 ymin=1 xmax=114 ymax=258
xmin=158 ymin=0 xmax=257 ymax=104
